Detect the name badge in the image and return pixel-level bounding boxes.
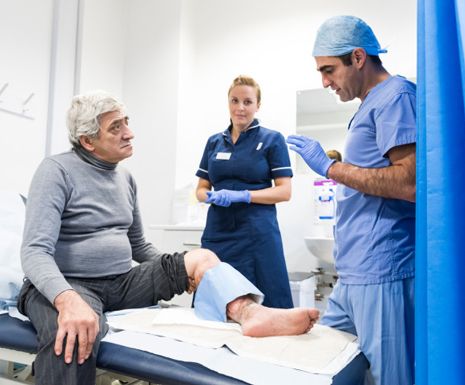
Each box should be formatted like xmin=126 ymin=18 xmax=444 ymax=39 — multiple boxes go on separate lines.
xmin=216 ymin=152 xmax=231 ymax=160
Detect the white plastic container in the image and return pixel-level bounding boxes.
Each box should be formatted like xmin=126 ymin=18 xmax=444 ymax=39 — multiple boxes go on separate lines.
xmin=288 ymin=272 xmax=316 ymax=308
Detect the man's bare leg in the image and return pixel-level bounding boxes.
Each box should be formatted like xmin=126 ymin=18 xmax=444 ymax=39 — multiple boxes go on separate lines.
xmin=183 ymin=248 xmax=220 ymax=292
xmin=227 ymin=296 xmax=320 ymax=337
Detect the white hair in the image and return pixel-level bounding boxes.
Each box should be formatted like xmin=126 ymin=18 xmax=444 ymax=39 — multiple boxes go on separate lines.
xmin=66 ymin=90 xmax=126 ymax=147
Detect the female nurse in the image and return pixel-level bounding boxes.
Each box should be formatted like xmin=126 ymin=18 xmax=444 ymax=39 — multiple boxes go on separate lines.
xmin=195 ymin=75 xmax=293 ymax=308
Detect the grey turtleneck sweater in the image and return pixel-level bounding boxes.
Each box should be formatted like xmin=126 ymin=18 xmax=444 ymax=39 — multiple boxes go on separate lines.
xmin=20 ymin=148 xmax=163 ymax=304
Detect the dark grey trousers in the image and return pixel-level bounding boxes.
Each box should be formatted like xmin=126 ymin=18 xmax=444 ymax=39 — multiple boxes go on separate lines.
xmin=18 ymin=252 xmax=188 ymax=385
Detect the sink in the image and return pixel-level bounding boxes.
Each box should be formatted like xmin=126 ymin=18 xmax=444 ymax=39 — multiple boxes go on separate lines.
xmin=304 ymin=236 xmax=335 ymax=265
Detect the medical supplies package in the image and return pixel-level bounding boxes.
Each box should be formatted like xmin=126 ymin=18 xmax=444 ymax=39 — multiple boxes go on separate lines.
xmin=107 ymin=307 xmax=359 ymax=375
xmin=0 ymin=191 xmax=25 ymax=311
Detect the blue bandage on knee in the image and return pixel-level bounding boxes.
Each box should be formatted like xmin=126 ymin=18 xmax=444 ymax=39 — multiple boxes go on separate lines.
xmin=194 ymin=262 xmax=264 ymax=322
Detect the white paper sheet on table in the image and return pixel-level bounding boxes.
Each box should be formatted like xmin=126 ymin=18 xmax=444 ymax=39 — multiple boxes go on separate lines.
xmin=103 ymin=329 xmax=335 ymax=385
xmin=106 ymin=307 xmax=360 ymax=382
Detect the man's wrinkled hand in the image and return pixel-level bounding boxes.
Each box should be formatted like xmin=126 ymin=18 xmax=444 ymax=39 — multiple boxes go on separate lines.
xmin=53 ymin=290 xmax=99 ymax=365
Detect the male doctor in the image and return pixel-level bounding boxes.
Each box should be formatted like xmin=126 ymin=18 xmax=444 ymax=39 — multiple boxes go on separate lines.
xmin=287 ymin=15 xmax=416 ymax=385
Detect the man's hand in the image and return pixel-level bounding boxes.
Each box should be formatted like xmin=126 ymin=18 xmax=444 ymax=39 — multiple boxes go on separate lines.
xmin=53 ymin=290 xmax=99 ymax=364
xmin=286 ymin=135 xmax=335 ymax=177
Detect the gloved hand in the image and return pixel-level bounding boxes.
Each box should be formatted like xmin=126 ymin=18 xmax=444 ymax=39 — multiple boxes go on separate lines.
xmin=286 ymin=135 xmax=336 ymax=177
xmin=206 ymin=189 xmax=251 ymax=207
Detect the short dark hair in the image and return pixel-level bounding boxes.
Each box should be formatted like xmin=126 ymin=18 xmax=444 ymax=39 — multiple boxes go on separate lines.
xmin=339 ymin=52 xmax=353 ymax=66
xmin=338 ymin=52 xmax=382 ymax=67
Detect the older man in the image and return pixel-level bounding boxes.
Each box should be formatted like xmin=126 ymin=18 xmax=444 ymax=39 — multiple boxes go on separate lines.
xmin=19 ymin=91 xmax=319 ymax=385
xmin=287 ymin=16 xmax=416 ymax=385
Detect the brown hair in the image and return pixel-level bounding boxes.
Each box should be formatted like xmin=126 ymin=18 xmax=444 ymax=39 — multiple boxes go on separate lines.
xmin=228 ymin=75 xmax=261 ymax=104
xmin=326 ymin=149 xmax=342 ymax=162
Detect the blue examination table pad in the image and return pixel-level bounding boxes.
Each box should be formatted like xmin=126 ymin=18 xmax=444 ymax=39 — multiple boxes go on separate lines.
xmin=0 ymin=313 xmax=368 ymax=385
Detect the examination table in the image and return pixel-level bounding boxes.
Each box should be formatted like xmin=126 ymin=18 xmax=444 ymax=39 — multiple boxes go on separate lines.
xmin=0 ymin=312 xmax=368 ymax=385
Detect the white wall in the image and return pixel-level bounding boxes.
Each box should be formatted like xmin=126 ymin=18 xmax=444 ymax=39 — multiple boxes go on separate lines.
xmin=0 ymin=0 xmax=53 ymax=195
xmin=78 ymin=0 xmax=183 ymax=225
xmin=78 ymin=0 xmax=126 ymax=97
xmin=1 ymin=0 xmax=82 ymax=194
xmin=122 ymin=0 xmax=182 ymax=226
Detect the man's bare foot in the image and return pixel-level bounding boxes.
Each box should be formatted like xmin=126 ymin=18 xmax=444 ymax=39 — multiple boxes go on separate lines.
xmin=227 ymin=296 xmax=320 ymax=337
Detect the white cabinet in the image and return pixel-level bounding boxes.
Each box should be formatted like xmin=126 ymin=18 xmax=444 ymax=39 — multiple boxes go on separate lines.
xmin=146 ymin=224 xmax=204 ymax=307
xmin=147 ymin=224 xmax=204 ymax=252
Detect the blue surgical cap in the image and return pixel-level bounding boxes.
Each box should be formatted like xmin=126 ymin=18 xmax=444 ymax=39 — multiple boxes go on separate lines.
xmin=312 ymin=15 xmax=387 ymax=57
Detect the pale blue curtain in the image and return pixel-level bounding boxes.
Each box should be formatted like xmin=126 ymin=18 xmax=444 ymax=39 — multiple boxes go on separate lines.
xmin=417 ymin=0 xmax=465 ymax=384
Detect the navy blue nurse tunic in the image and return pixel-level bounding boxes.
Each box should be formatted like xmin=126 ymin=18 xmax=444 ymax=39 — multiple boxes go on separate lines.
xmin=196 ymin=119 xmax=294 ymax=308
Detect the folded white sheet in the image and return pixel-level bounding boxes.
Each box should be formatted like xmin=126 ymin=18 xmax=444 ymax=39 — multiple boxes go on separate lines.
xmin=107 ymin=307 xmax=359 ymax=375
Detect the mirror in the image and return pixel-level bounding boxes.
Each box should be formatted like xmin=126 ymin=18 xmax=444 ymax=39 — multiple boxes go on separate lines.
xmin=295 ymin=88 xmax=360 ymax=173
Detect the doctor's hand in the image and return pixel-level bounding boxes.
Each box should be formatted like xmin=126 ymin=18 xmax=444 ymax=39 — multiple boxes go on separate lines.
xmin=53 ymin=290 xmax=99 ymax=365
xmin=286 ymin=135 xmax=335 ymax=177
xmin=206 ymin=189 xmax=251 ymax=207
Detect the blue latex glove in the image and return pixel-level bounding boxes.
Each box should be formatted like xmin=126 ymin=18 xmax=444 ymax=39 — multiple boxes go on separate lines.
xmin=286 ymin=135 xmax=336 ymax=177
xmin=206 ymin=189 xmax=251 ymax=207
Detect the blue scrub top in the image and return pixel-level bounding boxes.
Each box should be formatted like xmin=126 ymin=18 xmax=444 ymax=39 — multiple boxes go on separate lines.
xmin=335 ymin=75 xmax=416 ymax=284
